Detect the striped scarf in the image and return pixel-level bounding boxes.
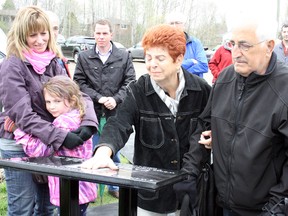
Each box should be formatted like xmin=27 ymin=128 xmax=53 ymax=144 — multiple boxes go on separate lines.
xmin=151 ymin=69 xmax=185 ymax=117
xmin=23 ymin=49 xmax=56 ymax=74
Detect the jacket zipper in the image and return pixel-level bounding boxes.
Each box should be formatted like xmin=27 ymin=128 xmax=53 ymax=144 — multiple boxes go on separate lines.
xmin=225 ymin=77 xmax=246 ymax=206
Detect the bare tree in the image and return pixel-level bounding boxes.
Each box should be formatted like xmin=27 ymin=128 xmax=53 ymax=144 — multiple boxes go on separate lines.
xmin=4 ymin=0 xmax=231 ymax=48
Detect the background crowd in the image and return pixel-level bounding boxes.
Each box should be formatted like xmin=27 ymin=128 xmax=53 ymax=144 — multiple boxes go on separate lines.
xmin=0 ymin=4 xmax=287 ymax=216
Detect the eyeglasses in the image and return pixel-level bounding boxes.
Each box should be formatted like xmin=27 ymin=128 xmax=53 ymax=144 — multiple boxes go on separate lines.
xmin=227 ymin=40 xmax=266 ymax=51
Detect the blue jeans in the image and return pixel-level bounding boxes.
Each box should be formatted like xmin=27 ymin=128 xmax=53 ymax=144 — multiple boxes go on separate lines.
xmin=92 ymin=133 xmax=120 ymax=192
xmin=1 ymin=149 xmax=55 ymax=216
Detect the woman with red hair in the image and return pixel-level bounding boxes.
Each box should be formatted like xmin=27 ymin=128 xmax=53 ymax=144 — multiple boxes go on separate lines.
xmin=82 ymin=24 xmax=211 ymax=215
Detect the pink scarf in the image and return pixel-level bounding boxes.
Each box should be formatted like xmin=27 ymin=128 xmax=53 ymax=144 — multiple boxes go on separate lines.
xmin=23 ymin=50 xmax=56 ymax=74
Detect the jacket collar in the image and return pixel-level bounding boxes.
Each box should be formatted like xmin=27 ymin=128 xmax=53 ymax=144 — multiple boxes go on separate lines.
xmin=184 ymin=32 xmax=192 ymax=44
xmin=236 ymin=52 xmax=277 ymax=86
xmin=88 ymin=41 xmax=123 ymax=60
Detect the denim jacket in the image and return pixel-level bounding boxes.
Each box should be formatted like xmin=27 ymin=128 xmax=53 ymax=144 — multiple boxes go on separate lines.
xmin=99 ymin=69 xmax=211 ymax=213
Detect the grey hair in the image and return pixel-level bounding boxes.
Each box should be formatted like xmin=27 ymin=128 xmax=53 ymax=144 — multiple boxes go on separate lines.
xmin=229 ymin=12 xmax=277 ymax=41
xmin=256 ymin=19 xmax=278 ymax=41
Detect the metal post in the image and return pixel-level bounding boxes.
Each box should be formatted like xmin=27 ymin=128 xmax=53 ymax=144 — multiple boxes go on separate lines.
xmin=60 ymin=178 xmax=79 ymax=216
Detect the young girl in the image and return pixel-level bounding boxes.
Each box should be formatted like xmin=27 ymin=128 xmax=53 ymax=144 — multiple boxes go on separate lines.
xmin=13 ymin=75 xmax=97 ymax=215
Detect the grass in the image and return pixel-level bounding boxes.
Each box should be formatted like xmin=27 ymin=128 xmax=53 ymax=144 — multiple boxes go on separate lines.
xmin=0 ymin=182 xmax=7 ymax=216
xmin=0 ymin=154 xmax=130 ymax=215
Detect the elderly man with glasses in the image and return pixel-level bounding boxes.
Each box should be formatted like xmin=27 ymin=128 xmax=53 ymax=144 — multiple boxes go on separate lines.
xmin=174 ymin=14 xmax=288 ymax=216
xmin=166 ymin=12 xmax=208 ymax=78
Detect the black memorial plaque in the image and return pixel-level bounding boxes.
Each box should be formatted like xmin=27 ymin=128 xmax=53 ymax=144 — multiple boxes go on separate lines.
xmin=0 ymin=156 xmax=187 ymax=191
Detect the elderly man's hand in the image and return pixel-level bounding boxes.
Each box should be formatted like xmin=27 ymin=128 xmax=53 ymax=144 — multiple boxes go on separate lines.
xmin=198 ymin=130 xmax=212 ymax=149
xmin=81 ymin=146 xmax=118 ymax=170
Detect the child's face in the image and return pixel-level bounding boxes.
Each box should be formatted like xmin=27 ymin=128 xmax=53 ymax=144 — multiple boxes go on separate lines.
xmin=44 ymin=91 xmax=71 ymax=118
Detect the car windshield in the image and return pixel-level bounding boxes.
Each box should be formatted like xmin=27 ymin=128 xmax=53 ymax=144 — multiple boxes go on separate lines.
xmin=83 ymin=38 xmax=95 ymax=44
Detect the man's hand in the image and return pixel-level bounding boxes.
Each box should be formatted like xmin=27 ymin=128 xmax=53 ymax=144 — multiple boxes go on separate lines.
xmin=103 ymin=97 xmax=117 ymax=110
xmin=71 ymin=126 xmax=97 ymax=141
xmin=199 ymin=130 xmax=212 ymax=149
xmin=192 ymin=59 xmax=198 ymax=64
xmin=81 ymin=146 xmax=118 ymax=170
xmin=98 ymin=96 xmax=117 ymax=110
xmin=98 ymin=97 xmax=109 ymax=104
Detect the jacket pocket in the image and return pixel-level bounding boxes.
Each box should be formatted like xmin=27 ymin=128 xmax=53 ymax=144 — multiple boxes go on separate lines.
xmin=138 ymin=189 xmax=159 ymax=201
xmin=139 ymin=116 xmax=164 ymax=149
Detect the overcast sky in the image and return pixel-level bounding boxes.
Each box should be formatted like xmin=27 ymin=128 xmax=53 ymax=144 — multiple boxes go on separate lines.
xmin=215 ymin=0 xmax=286 ymax=30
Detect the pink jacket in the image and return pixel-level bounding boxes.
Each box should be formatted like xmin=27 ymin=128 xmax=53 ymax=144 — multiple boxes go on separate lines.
xmin=14 ymin=109 xmax=97 ymax=206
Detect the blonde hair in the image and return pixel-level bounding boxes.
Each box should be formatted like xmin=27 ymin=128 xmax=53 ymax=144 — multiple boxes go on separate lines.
xmin=6 ymin=5 xmax=62 ymax=60
xmin=43 ymin=76 xmax=86 ymax=119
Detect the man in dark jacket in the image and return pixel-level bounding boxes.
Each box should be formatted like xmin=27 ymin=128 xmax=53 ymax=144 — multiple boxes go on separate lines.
xmin=73 ymin=19 xmax=136 ymax=198
xmin=81 ymin=24 xmax=211 ymax=215
xmin=178 ymin=14 xmax=288 ymax=216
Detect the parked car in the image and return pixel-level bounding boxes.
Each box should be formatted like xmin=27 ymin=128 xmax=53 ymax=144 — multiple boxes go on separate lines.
xmin=204 ymin=45 xmax=221 ymax=62
xmin=0 ymin=28 xmax=6 ymax=111
xmin=204 ymin=47 xmax=214 ymax=62
xmin=60 ymin=36 xmax=95 ymax=63
xmin=0 ymin=51 xmax=5 ymax=63
xmin=128 ymin=42 xmax=216 ymax=62
xmin=61 ymin=36 xmax=127 ymax=63
xmin=128 ymin=42 xmax=144 ymax=60
xmin=113 ymin=41 xmax=127 ymax=52
xmin=57 ymin=34 xmax=66 ymax=45
xmin=0 ymin=28 xmax=6 ymax=63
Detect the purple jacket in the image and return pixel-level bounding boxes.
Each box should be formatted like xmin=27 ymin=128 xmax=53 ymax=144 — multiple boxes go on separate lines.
xmin=0 ymin=55 xmax=98 ymax=150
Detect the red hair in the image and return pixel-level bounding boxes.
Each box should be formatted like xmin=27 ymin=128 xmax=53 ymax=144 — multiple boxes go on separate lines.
xmin=142 ymin=24 xmax=186 ymax=62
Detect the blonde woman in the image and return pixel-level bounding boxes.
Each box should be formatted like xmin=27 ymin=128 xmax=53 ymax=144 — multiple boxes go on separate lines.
xmin=0 ymin=6 xmax=97 ymax=215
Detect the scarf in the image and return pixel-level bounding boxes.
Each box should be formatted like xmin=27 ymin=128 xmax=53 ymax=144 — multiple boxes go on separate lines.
xmin=23 ymin=50 xmax=56 ymax=74
xmin=151 ymin=68 xmax=185 ymax=117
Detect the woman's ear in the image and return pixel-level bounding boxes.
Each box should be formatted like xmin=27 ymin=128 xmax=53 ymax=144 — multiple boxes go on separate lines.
xmin=176 ymin=54 xmax=184 ymax=67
